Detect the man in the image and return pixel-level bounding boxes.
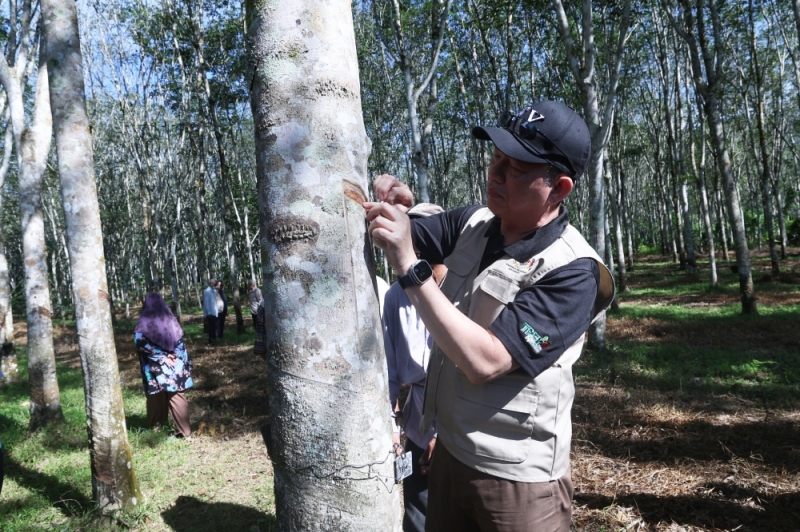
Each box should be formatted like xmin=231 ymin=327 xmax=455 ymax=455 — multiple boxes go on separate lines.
xmin=202 ymin=278 xmax=219 ymax=346
xmin=215 ymin=281 xmax=228 ymax=339
xmin=364 ymin=101 xmax=614 ymax=531
xmin=383 ymin=203 xmax=446 ymax=532
xmin=248 ymin=281 xmax=263 ymax=329
xmin=217 ymin=281 xmax=228 ymax=338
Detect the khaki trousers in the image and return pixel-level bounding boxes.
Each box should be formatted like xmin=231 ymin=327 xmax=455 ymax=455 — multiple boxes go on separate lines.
xmin=426 ymin=442 xmax=573 ymax=532
xmin=146 ymin=391 xmax=191 ymax=437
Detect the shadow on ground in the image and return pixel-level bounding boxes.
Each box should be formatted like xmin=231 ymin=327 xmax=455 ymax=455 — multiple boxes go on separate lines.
xmin=162 ymin=495 xmax=276 ymax=532
xmin=2 ymin=454 xmax=91 ymax=516
xmin=576 ymin=489 xmax=800 ymax=531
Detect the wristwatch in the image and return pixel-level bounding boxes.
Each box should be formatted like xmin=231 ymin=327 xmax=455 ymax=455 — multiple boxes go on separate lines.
xmin=397 ymin=260 xmax=433 ymax=289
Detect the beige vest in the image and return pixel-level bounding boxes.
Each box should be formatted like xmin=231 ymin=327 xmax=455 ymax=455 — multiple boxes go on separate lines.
xmin=421 ymin=208 xmax=614 ymax=482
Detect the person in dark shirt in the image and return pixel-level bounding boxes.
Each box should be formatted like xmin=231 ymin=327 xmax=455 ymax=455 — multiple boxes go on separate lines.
xmin=364 ymin=101 xmax=614 ymax=532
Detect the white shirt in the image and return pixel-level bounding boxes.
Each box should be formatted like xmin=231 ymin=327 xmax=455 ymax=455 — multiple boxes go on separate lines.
xmin=202 ymin=286 xmax=218 ymax=317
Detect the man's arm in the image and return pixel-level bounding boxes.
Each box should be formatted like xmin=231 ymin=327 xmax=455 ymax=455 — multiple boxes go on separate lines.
xmin=364 ymin=200 xmax=518 ymax=384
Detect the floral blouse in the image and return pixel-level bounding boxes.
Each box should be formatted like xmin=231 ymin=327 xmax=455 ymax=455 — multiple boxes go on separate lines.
xmin=134 ymin=332 xmax=194 ymax=395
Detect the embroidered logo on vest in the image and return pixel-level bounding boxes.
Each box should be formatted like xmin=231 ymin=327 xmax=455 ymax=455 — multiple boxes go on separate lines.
xmin=520 ymin=323 xmax=550 ymax=354
xmin=508 ymin=258 xmax=536 ymax=273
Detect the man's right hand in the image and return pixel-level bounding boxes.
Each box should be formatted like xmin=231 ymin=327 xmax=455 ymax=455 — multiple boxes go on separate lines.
xmin=363 ymin=202 xmax=417 ymax=275
xmin=373 ymin=174 xmax=413 ymax=211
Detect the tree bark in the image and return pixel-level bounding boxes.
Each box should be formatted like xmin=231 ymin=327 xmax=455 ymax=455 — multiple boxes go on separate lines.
xmin=552 ymin=0 xmax=632 ymax=349
xmin=42 ymin=0 xmax=142 ymax=511
xmin=690 ymin=100 xmax=717 ymax=287
xmin=675 ymin=0 xmax=756 ymax=313
xmin=0 ymin=7 xmax=63 ymax=427
xmin=0 ymin=113 xmax=17 ymax=384
xmin=748 ymin=0 xmax=780 ymax=280
xmin=606 ymin=151 xmax=627 ymax=293
xmin=249 ymin=0 xmax=402 ymax=529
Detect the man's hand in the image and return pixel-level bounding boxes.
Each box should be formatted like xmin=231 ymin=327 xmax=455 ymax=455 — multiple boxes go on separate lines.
xmin=372 ymin=174 xmax=413 ymax=211
xmin=420 ymin=437 xmax=436 ymax=475
xmin=363 ymin=202 xmax=417 ymax=275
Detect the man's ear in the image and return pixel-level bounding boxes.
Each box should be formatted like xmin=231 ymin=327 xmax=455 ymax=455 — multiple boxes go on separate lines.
xmin=548 ymin=176 xmax=574 ymax=204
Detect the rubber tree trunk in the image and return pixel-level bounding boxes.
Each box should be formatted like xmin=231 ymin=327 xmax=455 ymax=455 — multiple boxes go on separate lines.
xmin=551 ymin=0 xmax=632 ymax=350
xmin=189 ymin=6 xmax=245 ymax=335
xmin=680 ymin=181 xmax=697 ymax=275
xmin=748 ymin=0 xmax=779 ymax=280
xmin=680 ymin=0 xmax=755 ymax=313
xmin=0 ymin=120 xmax=17 ymax=384
xmin=0 ymin=42 xmax=64 ymax=428
xmin=606 ymin=161 xmax=627 ymax=293
xmin=708 ymin=101 xmax=756 ymax=311
xmin=692 ymin=109 xmax=717 ymax=287
xmin=249 ymin=1 xmax=402 ymax=529
xmin=43 ymin=0 xmax=142 ymax=511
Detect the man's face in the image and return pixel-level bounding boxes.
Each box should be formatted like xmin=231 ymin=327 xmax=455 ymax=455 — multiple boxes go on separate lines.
xmin=486 ymin=148 xmax=555 ymax=224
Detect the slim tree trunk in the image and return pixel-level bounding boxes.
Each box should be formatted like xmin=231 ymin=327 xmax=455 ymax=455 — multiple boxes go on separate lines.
xmin=0 ymin=17 xmax=63 ymax=428
xmin=43 ymin=0 xmax=142 ymax=511
xmin=605 ymin=158 xmax=627 ymax=292
xmin=715 ymin=188 xmax=729 ymax=260
xmin=680 ymin=181 xmax=697 ymax=275
xmin=552 ymin=0 xmax=632 ymax=349
xmin=249 ymin=1 xmax=402 ymax=529
xmin=748 ymin=0 xmax=780 ymax=280
xmin=0 ymin=115 xmax=17 ymax=384
xmin=189 ymin=5 xmax=245 ymax=334
xmin=676 ymin=0 xmax=756 ymax=312
xmin=386 ymin=0 xmax=451 ymax=203
xmin=619 ymin=164 xmax=635 ymax=270
xmin=691 ymin=103 xmax=717 ymax=287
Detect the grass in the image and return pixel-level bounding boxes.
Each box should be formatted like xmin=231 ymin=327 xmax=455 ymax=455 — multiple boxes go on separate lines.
xmin=0 ymin=317 xmax=275 ymax=532
xmin=580 ymin=257 xmax=800 ymax=403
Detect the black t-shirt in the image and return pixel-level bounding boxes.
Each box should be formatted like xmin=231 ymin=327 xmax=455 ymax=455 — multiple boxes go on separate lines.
xmin=411 ymin=205 xmax=599 ymax=380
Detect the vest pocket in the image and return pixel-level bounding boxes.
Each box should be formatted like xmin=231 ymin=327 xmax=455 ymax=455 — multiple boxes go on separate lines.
xmin=478 ymin=269 xmax=523 ymax=305
xmin=451 ymin=372 xmax=541 ymax=463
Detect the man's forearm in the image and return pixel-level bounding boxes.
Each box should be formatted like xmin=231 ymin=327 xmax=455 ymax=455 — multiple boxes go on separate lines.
xmin=404 ymin=280 xmax=517 ymax=384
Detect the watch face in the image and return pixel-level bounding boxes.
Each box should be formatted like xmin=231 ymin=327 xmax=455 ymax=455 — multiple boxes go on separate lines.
xmin=413 ymin=261 xmax=433 ymax=282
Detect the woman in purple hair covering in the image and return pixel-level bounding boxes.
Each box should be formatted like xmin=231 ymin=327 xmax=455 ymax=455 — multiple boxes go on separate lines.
xmin=134 ymin=293 xmax=193 ymax=437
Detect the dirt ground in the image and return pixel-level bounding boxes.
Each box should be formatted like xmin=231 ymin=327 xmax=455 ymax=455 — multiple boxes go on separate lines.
xmin=43 ymin=253 xmax=800 ymax=531
xmin=567 ymin=252 xmax=800 ymax=531
xmin=569 ymin=385 xmax=800 ymax=531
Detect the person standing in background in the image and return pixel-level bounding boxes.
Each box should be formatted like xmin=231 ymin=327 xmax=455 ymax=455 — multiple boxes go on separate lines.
xmin=253 ymin=300 xmax=266 ymax=358
xmin=215 ymin=281 xmax=228 ymax=339
xmin=248 ymin=281 xmax=263 ymax=329
xmin=382 ymin=203 xmax=445 ymax=532
xmin=135 ymin=293 xmax=194 ymax=438
xmin=202 ymin=279 xmax=219 ymax=346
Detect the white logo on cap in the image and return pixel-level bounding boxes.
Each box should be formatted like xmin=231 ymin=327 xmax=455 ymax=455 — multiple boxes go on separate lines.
xmin=528 ymin=109 xmax=545 ymax=122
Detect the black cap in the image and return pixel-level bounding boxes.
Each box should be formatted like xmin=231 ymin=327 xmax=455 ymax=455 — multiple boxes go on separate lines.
xmin=472 ymin=101 xmax=591 ymax=181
